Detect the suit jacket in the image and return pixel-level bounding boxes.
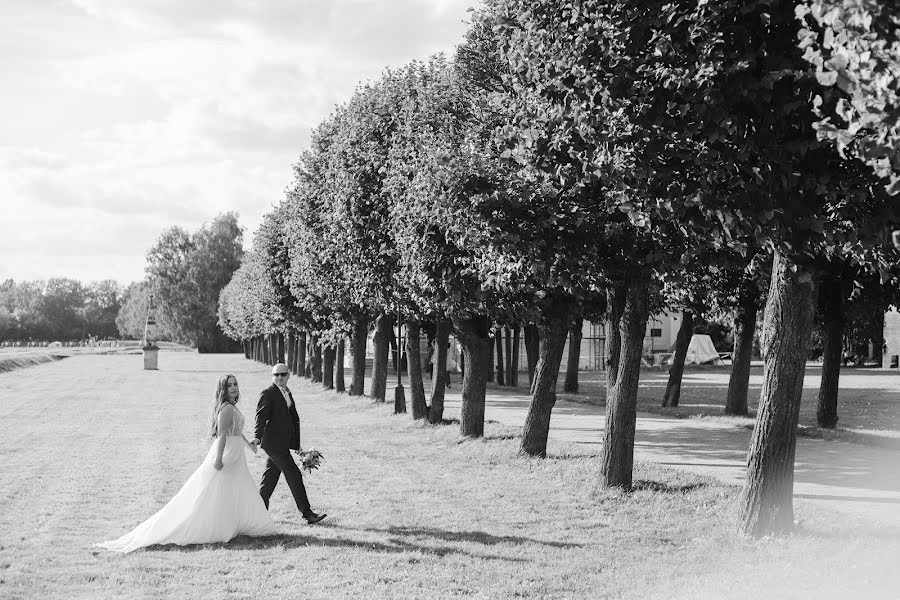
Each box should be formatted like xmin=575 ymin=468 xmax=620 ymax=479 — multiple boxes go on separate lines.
xmin=255 ymin=384 xmax=301 ymax=452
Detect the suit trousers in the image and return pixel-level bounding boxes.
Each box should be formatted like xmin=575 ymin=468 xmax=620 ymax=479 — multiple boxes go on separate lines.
xmin=259 ymin=449 xmax=312 ymax=517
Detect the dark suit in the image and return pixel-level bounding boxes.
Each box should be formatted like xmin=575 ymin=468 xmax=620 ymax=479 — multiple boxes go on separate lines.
xmin=255 ymin=384 xmax=312 ymax=517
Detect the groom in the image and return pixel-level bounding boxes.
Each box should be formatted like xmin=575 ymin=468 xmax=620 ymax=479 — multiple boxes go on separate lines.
xmin=251 ymin=363 xmax=326 ymax=525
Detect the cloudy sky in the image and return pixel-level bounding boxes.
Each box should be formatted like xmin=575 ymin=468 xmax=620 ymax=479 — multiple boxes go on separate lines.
xmin=0 ymin=0 xmax=474 ymax=285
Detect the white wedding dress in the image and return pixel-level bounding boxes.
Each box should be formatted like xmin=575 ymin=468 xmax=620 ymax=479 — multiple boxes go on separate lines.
xmin=97 ymin=406 xmax=275 ymax=553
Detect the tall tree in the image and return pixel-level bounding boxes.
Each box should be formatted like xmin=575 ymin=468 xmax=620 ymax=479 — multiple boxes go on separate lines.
xmin=218 ymin=251 xmax=281 ymax=346
xmin=84 ymin=280 xmax=123 ymax=340
xmin=146 ymin=212 xmax=244 ymax=352
xmin=42 ymin=278 xmax=85 ymax=340
xmin=386 ymin=56 xmax=518 ymax=437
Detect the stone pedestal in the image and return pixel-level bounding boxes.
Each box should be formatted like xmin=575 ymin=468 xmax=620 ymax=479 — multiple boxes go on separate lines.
xmin=143 ymin=345 xmax=159 ymax=370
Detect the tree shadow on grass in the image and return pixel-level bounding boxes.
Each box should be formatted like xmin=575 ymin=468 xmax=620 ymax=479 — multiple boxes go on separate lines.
xmin=796 ymin=426 xmax=900 ymax=450
xmin=632 ymin=424 xmax=900 ymax=494
xmin=631 ymin=480 xmax=706 ymax=494
xmin=161 ymin=369 xmax=264 ymax=374
xmin=544 ymin=451 xmax=602 ymax=461
xmin=374 ymin=526 xmax=585 ymax=549
xmin=142 ymin=530 xmax=529 ymax=561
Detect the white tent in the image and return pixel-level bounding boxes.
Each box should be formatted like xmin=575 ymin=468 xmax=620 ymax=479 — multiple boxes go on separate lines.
xmin=683 ymin=334 xmax=724 ymax=365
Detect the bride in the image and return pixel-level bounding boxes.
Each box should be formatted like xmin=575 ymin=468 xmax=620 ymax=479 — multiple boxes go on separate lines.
xmin=97 ymin=374 xmax=276 ymax=552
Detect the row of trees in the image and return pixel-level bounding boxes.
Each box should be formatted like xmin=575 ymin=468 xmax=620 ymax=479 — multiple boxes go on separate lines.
xmin=219 ymin=0 xmax=900 ymax=536
xmin=0 ymin=278 xmax=123 ymax=342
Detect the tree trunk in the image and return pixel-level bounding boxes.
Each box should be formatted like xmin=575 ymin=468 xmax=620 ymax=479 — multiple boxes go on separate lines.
xmin=509 ymin=325 xmax=520 ymax=386
xmin=817 ymin=273 xmax=844 ymax=429
xmin=304 ymin=336 xmax=312 ymax=378
xmin=740 ymin=250 xmax=817 ymax=537
xmin=661 ymin=311 xmax=694 ymax=408
xmin=600 ymin=271 xmax=651 ymax=490
xmin=486 ymin=336 xmax=494 ymax=382
xmin=725 ymin=281 xmax=758 ymax=416
xmin=286 ymin=332 xmax=295 ymax=374
xmin=370 ymin=314 xmax=391 ymax=402
xmin=452 ymin=315 xmax=491 ymax=438
xmin=310 ymin=338 xmax=323 ymax=383
xmin=524 ymin=324 xmax=540 ymax=386
xmin=277 ymin=333 xmax=285 ymax=364
xmin=563 ymin=316 xmax=583 ymax=393
xmin=521 ymin=301 xmax=571 ymax=457
xmin=288 ymin=334 xmax=294 ymax=373
xmin=322 ymin=344 xmax=335 ymax=390
xmin=350 ymin=317 xmax=367 ymax=396
xmin=503 ymin=326 xmax=513 ymax=386
xmin=495 ymin=331 xmax=505 ymax=385
xmin=272 ymin=333 xmax=278 ymax=364
xmin=393 ymin=317 xmax=407 ymax=414
xmin=335 ymin=338 xmax=346 ymax=393
xmin=296 ymin=331 xmax=307 ymax=378
xmin=406 ymin=319 xmax=428 ymax=420
xmin=428 ymin=319 xmax=450 ymax=424
xmin=390 ymin=323 xmax=399 ymax=374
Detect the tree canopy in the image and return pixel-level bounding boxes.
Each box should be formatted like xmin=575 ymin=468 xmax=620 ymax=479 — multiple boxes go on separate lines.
xmin=146 ymin=212 xmax=244 ymax=352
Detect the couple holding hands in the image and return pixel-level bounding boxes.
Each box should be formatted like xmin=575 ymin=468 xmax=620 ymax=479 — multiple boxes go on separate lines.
xmin=98 ymin=364 xmax=326 ymax=553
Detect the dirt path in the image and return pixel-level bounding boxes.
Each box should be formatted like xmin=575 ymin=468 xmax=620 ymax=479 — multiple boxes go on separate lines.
xmin=439 ymin=384 xmax=900 ymax=533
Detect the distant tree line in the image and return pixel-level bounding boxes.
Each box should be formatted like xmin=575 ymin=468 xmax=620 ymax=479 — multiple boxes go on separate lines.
xmin=0 ymin=278 xmax=124 ymax=342
xmin=2 ymin=213 xmax=244 ymax=353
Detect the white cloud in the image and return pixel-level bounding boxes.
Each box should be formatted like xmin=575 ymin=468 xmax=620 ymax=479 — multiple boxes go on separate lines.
xmin=0 ymin=0 xmax=474 ymax=284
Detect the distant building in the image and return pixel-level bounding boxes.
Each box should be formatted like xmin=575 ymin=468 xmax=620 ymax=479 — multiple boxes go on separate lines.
xmin=883 ymin=309 xmax=900 ymax=369
xmin=579 ymin=311 xmax=682 ymax=370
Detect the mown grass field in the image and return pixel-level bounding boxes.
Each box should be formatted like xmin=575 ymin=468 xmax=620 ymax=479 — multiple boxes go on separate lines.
xmin=0 ymin=352 xmax=898 ymax=599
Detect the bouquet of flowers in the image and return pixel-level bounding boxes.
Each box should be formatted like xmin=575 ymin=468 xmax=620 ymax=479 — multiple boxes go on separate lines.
xmin=298 ymin=448 xmax=324 ymax=473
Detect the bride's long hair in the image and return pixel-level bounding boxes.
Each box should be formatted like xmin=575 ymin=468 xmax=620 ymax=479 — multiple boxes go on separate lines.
xmin=209 ymin=374 xmax=239 ymax=438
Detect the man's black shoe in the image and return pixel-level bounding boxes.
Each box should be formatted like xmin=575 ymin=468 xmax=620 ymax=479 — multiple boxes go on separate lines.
xmin=305 ymin=512 xmax=327 ymax=525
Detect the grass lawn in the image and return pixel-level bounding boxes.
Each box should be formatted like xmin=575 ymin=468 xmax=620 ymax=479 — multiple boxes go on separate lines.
xmin=0 ymin=353 xmax=898 ymax=599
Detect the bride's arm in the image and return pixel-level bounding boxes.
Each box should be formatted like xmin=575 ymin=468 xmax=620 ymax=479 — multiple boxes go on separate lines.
xmin=214 ymin=404 xmax=234 ymax=470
